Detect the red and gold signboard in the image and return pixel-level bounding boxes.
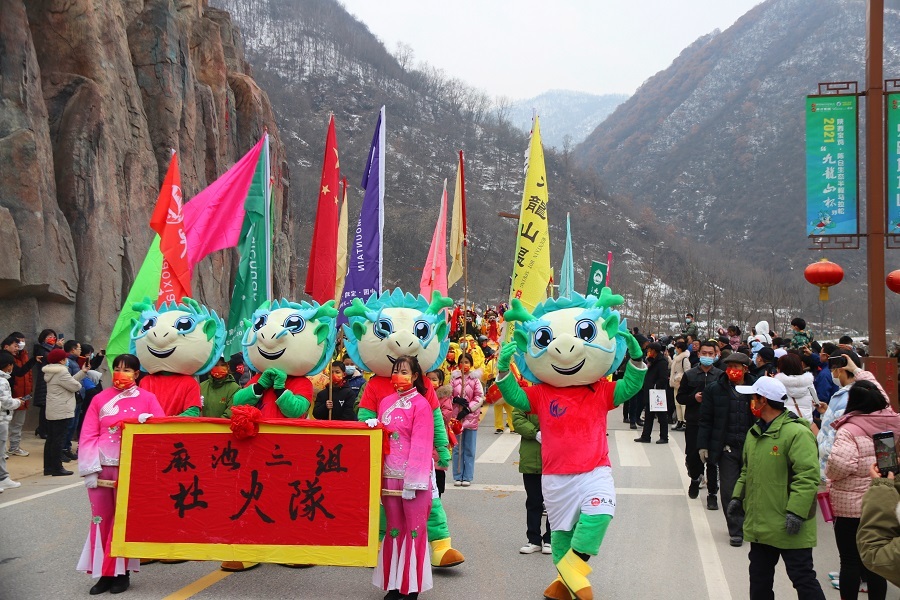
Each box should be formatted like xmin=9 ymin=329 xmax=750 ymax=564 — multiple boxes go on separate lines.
xmin=111 ymin=418 xmax=382 ymax=566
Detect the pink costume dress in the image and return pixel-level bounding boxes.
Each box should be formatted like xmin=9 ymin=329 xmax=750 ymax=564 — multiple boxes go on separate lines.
xmin=373 ymin=386 xmax=435 ymax=595
xmin=76 ymin=385 xmax=165 ymax=578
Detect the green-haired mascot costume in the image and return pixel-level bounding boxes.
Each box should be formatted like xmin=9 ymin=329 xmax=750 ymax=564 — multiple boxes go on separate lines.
xmin=222 ymin=298 xmax=338 ymax=572
xmin=131 ymin=298 xmax=225 ymax=416
xmin=497 ymin=289 xmax=646 ymax=600
xmin=344 ymin=289 xmax=465 ymax=568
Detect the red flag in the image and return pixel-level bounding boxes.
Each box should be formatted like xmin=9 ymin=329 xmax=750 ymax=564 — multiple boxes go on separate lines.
xmin=149 ymin=152 xmax=190 ymax=306
xmin=305 ymin=115 xmax=341 ymax=303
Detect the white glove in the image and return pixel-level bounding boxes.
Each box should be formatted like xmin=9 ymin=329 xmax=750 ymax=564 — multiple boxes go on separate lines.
xmin=401 ymin=488 xmax=416 ymax=500
xmin=698 ymin=449 xmax=709 ymax=464
xmin=365 ymin=418 xmax=379 ymax=428
xmin=535 ymin=431 xmax=542 ymax=444
xmin=84 ymin=473 xmax=99 ymax=489
xmin=137 ymin=413 xmax=153 ymax=424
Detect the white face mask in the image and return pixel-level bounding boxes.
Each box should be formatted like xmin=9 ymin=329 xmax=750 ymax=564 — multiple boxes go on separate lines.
xmin=832 ymin=376 xmax=842 ymax=387
xmin=16 ymin=341 xmax=25 ymax=351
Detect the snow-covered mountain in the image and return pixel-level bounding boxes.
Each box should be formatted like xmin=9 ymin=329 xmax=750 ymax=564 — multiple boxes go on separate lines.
xmin=510 ymin=90 xmax=627 ymax=149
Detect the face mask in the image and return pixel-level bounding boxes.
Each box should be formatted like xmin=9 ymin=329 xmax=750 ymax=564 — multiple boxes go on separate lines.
xmin=345 ymin=366 xmax=357 ymax=377
xmin=726 ymin=368 xmax=744 ymax=383
xmin=391 ymin=372 xmax=413 ymax=392
xmin=113 ymin=372 xmax=136 ymax=390
xmin=832 ymin=376 xmax=842 ymax=387
xmin=331 ymin=374 xmax=345 ymax=386
xmin=45 ymin=336 xmax=57 ymax=346
xmin=699 ymin=356 xmax=715 ymax=367
xmin=17 ymin=341 xmax=25 ymax=351
xmin=235 ymin=364 xmax=246 ymax=375
xmin=210 ymin=366 xmax=229 ymax=379
xmin=460 ymin=364 xmax=471 ymax=374
xmin=685 ymin=318 xmax=692 ymax=324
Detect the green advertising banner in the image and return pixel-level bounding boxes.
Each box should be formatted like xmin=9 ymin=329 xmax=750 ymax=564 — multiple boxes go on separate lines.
xmin=585 ymin=260 xmax=608 ymax=297
xmin=887 ymin=93 xmax=900 ymax=234
xmin=806 ymin=95 xmax=858 ymax=236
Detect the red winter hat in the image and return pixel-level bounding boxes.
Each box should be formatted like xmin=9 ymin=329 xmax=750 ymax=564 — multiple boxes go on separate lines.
xmin=47 ymin=349 xmax=68 ymax=364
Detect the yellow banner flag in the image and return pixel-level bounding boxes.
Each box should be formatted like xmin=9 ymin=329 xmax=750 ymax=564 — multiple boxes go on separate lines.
xmin=334 ymin=180 xmax=349 ymax=304
xmin=448 ymin=153 xmax=465 ymax=289
xmin=509 ymin=116 xmax=551 ymax=312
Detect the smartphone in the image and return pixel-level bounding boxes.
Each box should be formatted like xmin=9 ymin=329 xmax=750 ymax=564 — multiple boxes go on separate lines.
xmin=873 ymin=431 xmax=899 ymax=477
xmin=828 ymin=355 xmax=847 ymax=369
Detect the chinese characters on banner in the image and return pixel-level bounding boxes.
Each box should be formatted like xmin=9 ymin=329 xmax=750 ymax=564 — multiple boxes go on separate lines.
xmin=805 ymin=95 xmax=858 ymax=237
xmin=887 ymin=94 xmax=900 ymax=234
xmin=509 ymin=116 xmax=552 ymax=313
xmin=585 ymin=260 xmax=609 ymax=298
xmin=111 ymin=420 xmax=382 ymax=566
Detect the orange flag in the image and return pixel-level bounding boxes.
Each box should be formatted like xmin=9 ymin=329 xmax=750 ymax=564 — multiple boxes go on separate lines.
xmin=149 ymin=151 xmax=190 ymax=306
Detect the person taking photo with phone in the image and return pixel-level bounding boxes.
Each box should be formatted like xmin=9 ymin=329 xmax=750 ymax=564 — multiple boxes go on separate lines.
xmin=824 ymin=381 xmax=900 ymax=600
xmin=818 ymin=349 xmax=890 ymax=480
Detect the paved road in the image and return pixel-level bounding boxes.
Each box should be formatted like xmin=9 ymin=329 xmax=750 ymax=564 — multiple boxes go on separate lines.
xmin=1 ymin=416 xmax=894 ymax=599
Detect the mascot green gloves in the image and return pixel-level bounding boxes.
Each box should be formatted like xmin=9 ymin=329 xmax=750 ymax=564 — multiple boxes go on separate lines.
xmin=343 ymin=289 xmax=463 ymax=568
xmin=496 ymin=288 xmax=646 ymax=600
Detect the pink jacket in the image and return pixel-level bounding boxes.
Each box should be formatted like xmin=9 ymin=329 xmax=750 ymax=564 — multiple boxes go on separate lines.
xmin=77 ymin=386 xmax=165 ymax=476
xmin=826 ymin=407 xmax=900 ymax=517
xmin=378 ymin=388 xmax=434 ymax=490
xmin=450 ymin=369 xmax=484 ymax=430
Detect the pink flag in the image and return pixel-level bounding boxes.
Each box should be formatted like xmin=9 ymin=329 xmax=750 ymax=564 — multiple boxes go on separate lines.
xmin=419 ymin=180 xmax=449 ymax=298
xmin=183 ymin=136 xmax=266 ymax=270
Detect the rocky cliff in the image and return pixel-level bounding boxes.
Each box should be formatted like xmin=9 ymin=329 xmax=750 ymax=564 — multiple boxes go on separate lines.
xmin=0 ymin=0 xmax=289 ymax=346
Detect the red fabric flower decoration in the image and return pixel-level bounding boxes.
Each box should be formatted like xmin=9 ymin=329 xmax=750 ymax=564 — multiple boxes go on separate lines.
xmin=772 ymin=445 xmax=778 ymax=453
xmin=230 ymin=405 xmax=262 ymax=439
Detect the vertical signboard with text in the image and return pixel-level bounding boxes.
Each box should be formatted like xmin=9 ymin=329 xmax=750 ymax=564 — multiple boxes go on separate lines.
xmin=806 ymin=95 xmax=858 ymax=237
xmin=886 ymin=93 xmax=900 ymax=234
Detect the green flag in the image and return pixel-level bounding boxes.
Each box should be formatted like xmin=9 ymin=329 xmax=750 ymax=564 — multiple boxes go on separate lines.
xmin=224 ymin=139 xmax=271 ymax=359
xmin=585 ymin=260 xmax=609 ymax=297
xmin=107 ymin=236 xmax=163 ymax=363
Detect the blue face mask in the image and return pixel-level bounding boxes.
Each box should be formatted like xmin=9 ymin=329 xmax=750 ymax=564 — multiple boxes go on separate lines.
xmin=699 ymin=356 xmax=716 ymax=367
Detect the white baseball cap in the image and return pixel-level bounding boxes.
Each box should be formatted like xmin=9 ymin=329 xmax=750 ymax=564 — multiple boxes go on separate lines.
xmin=735 ymin=377 xmax=788 ymax=404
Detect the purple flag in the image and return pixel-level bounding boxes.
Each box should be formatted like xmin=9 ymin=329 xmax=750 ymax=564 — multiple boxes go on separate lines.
xmin=339 ymin=107 xmax=385 ymax=323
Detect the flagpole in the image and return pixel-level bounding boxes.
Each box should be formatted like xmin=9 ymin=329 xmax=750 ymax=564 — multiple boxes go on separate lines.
xmin=459 ymin=150 xmax=468 ymax=337
xmin=263 ymin=130 xmax=273 ymax=302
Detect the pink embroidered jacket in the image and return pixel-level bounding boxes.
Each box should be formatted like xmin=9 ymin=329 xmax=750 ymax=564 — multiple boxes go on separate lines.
xmin=826 ymin=407 xmax=900 ymax=517
xmin=378 ymin=387 xmax=434 ymax=491
xmin=77 ymin=386 xmax=165 ymax=476
xmin=450 ymin=369 xmax=484 ymax=430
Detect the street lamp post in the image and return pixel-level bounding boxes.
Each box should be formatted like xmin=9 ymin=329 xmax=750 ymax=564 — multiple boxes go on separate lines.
xmin=864 ymin=0 xmax=898 ymax=410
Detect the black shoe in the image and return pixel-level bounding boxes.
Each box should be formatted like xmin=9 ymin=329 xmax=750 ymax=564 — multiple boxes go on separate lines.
xmin=403 ymin=594 xmax=418 ymax=600
xmin=637 ymin=419 xmax=645 ymax=426
xmin=688 ymin=478 xmax=700 ymax=499
xmin=622 ymin=417 xmax=629 ymax=423
xmin=90 ymin=576 xmax=114 ymax=595
xmin=656 ymin=439 xmax=669 ymax=444
xmin=629 ymin=423 xmax=637 ymax=430
xmin=45 ymin=469 xmax=73 ymax=476
xmin=384 ymin=591 xmax=402 ymax=600
xmin=110 ymin=573 xmax=130 ymax=594
xmin=495 ymin=428 xmax=503 ymax=434
xmin=62 ymin=455 xmax=72 ymax=463
xmin=729 ymin=536 xmax=743 ymax=547
xmin=63 ymin=449 xmax=78 ymax=461
xmin=633 ymin=437 xmax=651 ymax=443
xmin=707 ymin=494 xmax=718 ymax=510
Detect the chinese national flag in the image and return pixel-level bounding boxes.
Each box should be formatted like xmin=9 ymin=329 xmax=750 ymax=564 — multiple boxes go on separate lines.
xmin=149 ymin=152 xmax=190 ymax=306
xmin=305 ymin=115 xmax=341 ymax=304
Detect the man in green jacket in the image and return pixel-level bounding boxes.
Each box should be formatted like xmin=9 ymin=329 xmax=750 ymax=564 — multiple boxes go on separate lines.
xmin=512 ymin=408 xmax=551 ymax=555
xmin=857 ymin=466 xmax=900 ymax=588
xmin=728 ymin=376 xmax=825 ymax=600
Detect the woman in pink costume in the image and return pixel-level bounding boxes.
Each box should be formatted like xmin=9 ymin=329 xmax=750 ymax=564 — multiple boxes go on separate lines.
xmin=77 ymin=353 xmax=164 ymax=595
xmin=371 ymin=355 xmax=435 ymax=600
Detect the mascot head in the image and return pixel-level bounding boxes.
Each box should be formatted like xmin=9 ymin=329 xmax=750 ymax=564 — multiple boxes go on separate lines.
xmin=504 ymin=288 xmax=629 ymax=387
xmin=130 ymin=297 xmax=225 ymax=375
xmin=242 ymin=299 xmax=338 ymax=376
xmin=342 ymin=289 xmax=453 ymax=377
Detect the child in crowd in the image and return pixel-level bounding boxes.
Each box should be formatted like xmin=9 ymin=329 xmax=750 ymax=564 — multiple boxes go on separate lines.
xmin=512 ymin=407 xmax=551 ymax=555
xmin=199 ymin=357 xmax=240 ymax=418
xmin=0 ymin=354 xmax=23 ymax=491
xmin=450 ymin=353 xmax=484 ymax=486
xmin=427 ymin=369 xmax=454 ymax=496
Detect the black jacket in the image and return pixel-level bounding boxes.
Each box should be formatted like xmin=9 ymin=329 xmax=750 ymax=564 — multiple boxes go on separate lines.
xmin=696 ymin=371 xmax=757 ymax=464
xmin=675 ymin=365 xmax=723 ymax=424
xmin=751 ymin=362 xmax=776 ymax=379
xmin=642 ymin=355 xmax=670 ymax=391
xmin=31 ymin=342 xmax=53 ymax=407
xmin=313 ymin=384 xmax=358 ymax=421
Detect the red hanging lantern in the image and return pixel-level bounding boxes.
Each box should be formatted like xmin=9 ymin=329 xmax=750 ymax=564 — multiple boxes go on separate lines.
xmin=804 ymin=258 xmax=844 ymax=301
xmin=887 ymin=270 xmax=900 ymax=294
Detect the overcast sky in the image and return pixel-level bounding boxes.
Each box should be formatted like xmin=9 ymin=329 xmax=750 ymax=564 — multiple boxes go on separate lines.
xmin=338 ymin=0 xmax=764 ymax=100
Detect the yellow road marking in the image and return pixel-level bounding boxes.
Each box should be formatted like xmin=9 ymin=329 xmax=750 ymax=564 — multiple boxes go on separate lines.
xmin=162 ymin=569 xmax=231 ymax=600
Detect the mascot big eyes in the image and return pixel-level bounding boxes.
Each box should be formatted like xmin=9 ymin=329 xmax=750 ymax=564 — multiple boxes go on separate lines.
xmin=514 ymin=305 xmax=626 ymax=388
xmin=343 ymin=289 xmax=452 ymax=377
xmin=242 ymin=300 xmax=336 ymax=377
xmin=130 ymin=298 xmax=225 ymax=375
